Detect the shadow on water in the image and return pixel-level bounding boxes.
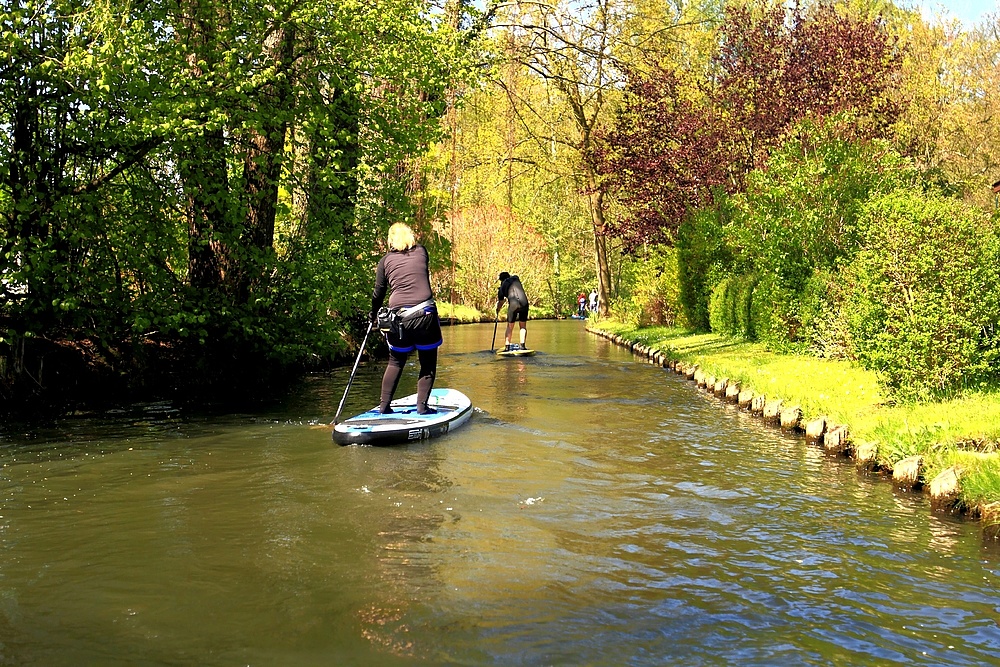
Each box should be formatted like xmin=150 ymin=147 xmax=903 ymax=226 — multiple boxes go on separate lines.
xmin=1 ymin=321 xmax=999 ymax=666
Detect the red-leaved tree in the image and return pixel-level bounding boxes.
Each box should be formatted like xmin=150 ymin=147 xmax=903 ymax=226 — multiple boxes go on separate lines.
xmin=595 ymin=1 xmax=902 ymax=244
xmin=592 ymin=70 xmax=729 ymax=244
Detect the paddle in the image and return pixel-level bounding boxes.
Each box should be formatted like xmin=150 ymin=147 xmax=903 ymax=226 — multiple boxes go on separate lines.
xmin=333 ymin=319 xmax=375 ymax=425
xmin=490 ymin=313 xmax=499 ymax=352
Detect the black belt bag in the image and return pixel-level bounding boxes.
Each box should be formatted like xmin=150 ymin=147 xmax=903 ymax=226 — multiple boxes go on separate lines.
xmin=397 ymin=299 xmax=436 ymax=321
xmin=377 ymin=299 xmax=435 ymax=334
xmin=375 ymin=307 xmax=398 ymax=333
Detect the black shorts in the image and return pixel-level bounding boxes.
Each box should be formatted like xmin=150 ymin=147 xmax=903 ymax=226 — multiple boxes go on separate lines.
xmin=386 ymin=311 xmax=442 ymax=353
xmin=507 ymin=301 xmax=529 ymax=323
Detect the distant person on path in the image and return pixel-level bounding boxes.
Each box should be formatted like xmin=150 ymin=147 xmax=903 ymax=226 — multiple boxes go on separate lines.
xmin=497 ymin=271 xmax=529 ymax=351
xmin=370 ymin=222 xmax=441 ymax=414
xmin=577 ymin=292 xmax=587 ymax=317
xmin=589 ymin=289 xmax=598 ymax=313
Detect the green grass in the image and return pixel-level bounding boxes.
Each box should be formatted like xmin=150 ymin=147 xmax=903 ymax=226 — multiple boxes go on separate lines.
xmin=436 ymin=302 xmax=557 ymax=323
xmin=939 ymin=451 xmax=1000 ymax=509
xmin=436 ymin=302 xmax=488 ymax=323
xmin=593 ymin=319 xmax=1000 ymax=510
xmin=596 ymin=321 xmax=884 ymax=425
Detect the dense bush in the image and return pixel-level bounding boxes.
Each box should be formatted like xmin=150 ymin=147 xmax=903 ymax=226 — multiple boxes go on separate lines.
xmin=838 ymin=192 xmax=1000 ymax=400
xmin=708 ymin=277 xmax=734 ymax=335
xmin=699 ymin=121 xmax=918 ymax=351
xmin=798 ymin=269 xmax=850 ymax=359
xmin=727 ymin=121 xmax=915 ymax=293
xmin=745 ymin=275 xmax=804 ymax=351
xmin=709 ymin=274 xmax=757 ymax=339
xmin=709 ymin=271 xmax=818 ymax=352
xmin=614 ymin=245 xmax=684 ymax=327
xmin=677 ymin=205 xmax=733 ymax=331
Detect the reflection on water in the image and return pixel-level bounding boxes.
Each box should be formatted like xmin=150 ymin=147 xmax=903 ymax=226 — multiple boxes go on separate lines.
xmin=1 ymin=321 xmax=999 ymax=666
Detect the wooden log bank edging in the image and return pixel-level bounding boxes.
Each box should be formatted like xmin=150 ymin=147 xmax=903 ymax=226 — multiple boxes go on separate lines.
xmin=586 ymin=326 xmax=1000 ymax=539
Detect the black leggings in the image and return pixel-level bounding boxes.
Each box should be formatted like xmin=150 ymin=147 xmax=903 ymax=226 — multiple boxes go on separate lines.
xmin=379 ymin=347 xmax=437 ymax=413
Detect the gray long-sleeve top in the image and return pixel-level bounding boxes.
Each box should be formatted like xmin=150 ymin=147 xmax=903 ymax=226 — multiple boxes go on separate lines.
xmin=371 ymin=245 xmax=434 ymax=313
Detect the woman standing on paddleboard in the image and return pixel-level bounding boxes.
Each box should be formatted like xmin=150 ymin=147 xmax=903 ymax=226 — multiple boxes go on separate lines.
xmin=371 ymin=223 xmax=442 ymax=415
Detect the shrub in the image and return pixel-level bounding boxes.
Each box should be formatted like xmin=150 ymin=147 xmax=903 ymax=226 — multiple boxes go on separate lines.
xmin=713 ymin=122 xmax=917 ymax=352
xmin=613 ymin=244 xmax=683 ymax=327
xmin=840 ymin=191 xmax=1000 ymax=400
xmin=708 ymin=277 xmax=733 ymax=335
xmin=798 ymin=269 xmax=850 ymax=358
xmin=733 ymin=274 xmax=758 ymax=338
xmin=727 ymin=120 xmax=914 ymax=292
xmin=678 ymin=204 xmax=733 ymax=331
xmin=747 ymin=274 xmax=804 ymax=352
xmin=709 ymin=273 xmax=758 ymax=338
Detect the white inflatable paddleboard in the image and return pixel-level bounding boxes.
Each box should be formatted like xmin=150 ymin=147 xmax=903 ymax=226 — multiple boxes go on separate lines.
xmin=333 ymin=388 xmax=473 ymax=446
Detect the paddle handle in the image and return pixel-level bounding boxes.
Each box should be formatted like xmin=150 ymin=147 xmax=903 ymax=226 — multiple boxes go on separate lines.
xmin=491 ymin=315 xmax=498 ymax=352
xmin=333 ymin=320 xmax=375 ymax=425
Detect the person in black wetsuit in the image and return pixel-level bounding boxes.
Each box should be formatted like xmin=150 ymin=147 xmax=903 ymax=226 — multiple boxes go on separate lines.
xmin=496 ymin=271 xmax=529 ymax=351
xmin=370 ymin=222 xmax=442 ymax=414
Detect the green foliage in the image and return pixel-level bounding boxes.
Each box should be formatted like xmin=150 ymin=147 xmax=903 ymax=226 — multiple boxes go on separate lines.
xmin=669 ymin=124 xmax=1000 ymax=405
xmin=709 ymin=269 xmax=839 ymax=355
xmin=838 ymin=191 xmax=1000 ymax=400
xmin=797 ymin=269 xmax=850 ymax=359
xmin=728 ymin=119 xmax=915 ymax=291
xmin=677 ymin=204 xmax=732 ymax=331
xmin=1 ymin=0 xmax=484 ymax=406
xmin=955 ymin=455 xmax=1000 ymax=509
xmin=436 ymin=302 xmax=486 ymax=323
xmin=611 ymin=244 xmax=683 ymax=327
xmin=868 ymin=421 xmax=945 ymax=463
xmin=707 ymin=278 xmax=730 ymax=335
xmin=708 ymin=274 xmax=758 ymax=339
xmin=746 ymin=275 xmax=805 ymax=352
xmin=701 ymin=119 xmax=917 ymax=350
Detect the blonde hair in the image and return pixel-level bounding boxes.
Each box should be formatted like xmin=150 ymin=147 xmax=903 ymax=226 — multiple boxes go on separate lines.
xmin=387 ymin=222 xmax=417 ymax=251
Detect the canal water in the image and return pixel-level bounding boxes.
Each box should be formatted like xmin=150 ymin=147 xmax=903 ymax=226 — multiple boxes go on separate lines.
xmin=1 ymin=321 xmax=998 ymax=666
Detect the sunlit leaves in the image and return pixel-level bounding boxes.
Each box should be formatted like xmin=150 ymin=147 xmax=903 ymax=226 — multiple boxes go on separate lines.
xmin=897 ymin=15 xmax=1000 ymax=205
xmin=593 ymin=68 xmax=728 ymax=242
xmin=594 ymin=1 xmax=902 ymax=243
xmin=1 ymin=0 xmax=480 ymax=385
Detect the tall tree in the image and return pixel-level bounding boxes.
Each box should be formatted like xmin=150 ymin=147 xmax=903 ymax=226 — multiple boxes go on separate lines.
xmin=1 ymin=0 xmax=478 ymax=406
xmin=713 ymin=2 xmax=900 ymax=178
xmin=593 ymin=68 xmax=729 ymax=242
xmin=171 ymin=0 xmax=236 ymax=294
xmin=2 ymin=0 xmax=165 ymax=335
xmin=595 ymin=0 xmax=902 ymax=240
xmin=489 ymin=0 xmax=636 ymax=315
xmin=483 ymin=0 xmax=731 ymax=314
xmin=895 ymin=12 xmax=1000 ymax=206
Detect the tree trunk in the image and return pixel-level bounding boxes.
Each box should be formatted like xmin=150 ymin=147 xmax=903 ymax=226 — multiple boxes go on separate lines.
xmin=240 ymin=22 xmax=296 ymax=297
xmin=179 ymin=128 xmax=233 ymax=292
xmin=585 ymin=168 xmax=612 ymax=316
xmin=242 ymin=24 xmax=296 ymax=250
xmin=175 ymin=0 xmax=233 ymax=294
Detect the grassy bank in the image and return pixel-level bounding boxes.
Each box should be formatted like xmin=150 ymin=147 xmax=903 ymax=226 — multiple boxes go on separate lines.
xmin=591 ymin=319 xmax=1000 ymax=520
xmin=437 ymin=302 xmax=559 ymax=324
xmin=436 ymin=302 xmax=488 ymax=323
